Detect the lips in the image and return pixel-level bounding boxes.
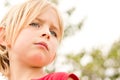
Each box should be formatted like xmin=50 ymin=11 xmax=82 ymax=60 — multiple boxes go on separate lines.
xmin=34 ymin=42 xmax=48 ymax=50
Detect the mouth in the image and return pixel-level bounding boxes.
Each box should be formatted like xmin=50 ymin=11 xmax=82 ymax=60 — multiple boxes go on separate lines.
xmin=34 ymin=42 xmax=49 ymax=50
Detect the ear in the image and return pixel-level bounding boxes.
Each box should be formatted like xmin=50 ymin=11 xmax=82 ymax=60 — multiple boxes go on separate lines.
xmin=0 ymin=27 xmax=6 ymax=46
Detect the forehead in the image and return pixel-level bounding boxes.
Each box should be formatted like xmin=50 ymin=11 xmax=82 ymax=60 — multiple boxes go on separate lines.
xmin=37 ymin=6 xmax=59 ymax=27
xmin=36 ymin=6 xmax=60 ymax=33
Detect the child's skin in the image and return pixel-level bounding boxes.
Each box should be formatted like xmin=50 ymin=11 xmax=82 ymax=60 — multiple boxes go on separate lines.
xmin=0 ymin=0 xmax=78 ymax=80
xmin=7 ymin=6 xmax=60 ymax=80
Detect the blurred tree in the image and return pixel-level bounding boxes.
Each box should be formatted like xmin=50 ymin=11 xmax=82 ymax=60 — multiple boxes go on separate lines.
xmin=107 ymin=40 xmax=120 ymax=79
xmin=4 ymin=0 xmax=10 ymax=7
xmin=63 ymin=17 xmax=86 ymax=38
xmin=49 ymin=0 xmax=58 ymax=4
xmin=64 ymin=40 xmax=120 ymax=80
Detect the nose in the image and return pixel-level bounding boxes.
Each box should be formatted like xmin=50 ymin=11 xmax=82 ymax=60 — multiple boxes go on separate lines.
xmin=40 ymin=26 xmax=50 ymax=39
xmin=41 ymin=33 xmax=50 ymax=39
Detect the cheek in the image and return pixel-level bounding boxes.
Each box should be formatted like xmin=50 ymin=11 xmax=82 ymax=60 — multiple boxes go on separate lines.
xmin=17 ymin=31 xmax=34 ymax=42
xmin=49 ymin=40 xmax=59 ymax=59
xmin=51 ymin=40 xmax=58 ymax=52
xmin=13 ymin=29 xmax=35 ymax=48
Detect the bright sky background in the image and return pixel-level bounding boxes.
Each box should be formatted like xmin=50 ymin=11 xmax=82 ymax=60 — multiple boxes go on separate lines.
xmin=58 ymin=0 xmax=120 ymax=55
xmin=0 ymin=0 xmax=120 ymax=79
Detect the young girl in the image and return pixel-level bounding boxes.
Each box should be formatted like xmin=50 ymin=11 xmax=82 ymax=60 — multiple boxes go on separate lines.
xmin=0 ymin=0 xmax=79 ymax=80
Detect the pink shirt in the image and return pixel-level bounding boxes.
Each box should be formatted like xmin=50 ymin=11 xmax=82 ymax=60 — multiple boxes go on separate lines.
xmin=32 ymin=72 xmax=79 ymax=80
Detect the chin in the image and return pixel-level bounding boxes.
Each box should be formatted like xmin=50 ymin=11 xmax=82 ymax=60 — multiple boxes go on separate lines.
xmin=28 ymin=58 xmax=49 ymax=67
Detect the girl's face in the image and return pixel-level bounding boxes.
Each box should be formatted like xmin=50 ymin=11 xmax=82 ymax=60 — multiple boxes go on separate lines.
xmin=9 ymin=6 xmax=61 ymax=67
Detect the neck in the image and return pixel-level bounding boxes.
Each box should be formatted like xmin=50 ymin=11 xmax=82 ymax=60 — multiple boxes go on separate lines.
xmin=8 ymin=59 xmax=46 ymax=80
xmin=7 ymin=51 xmax=47 ymax=80
xmin=9 ymin=66 xmax=45 ymax=80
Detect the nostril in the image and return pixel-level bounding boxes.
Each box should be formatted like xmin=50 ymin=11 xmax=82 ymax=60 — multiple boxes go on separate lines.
xmin=42 ymin=34 xmax=46 ymax=36
xmin=41 ymin=33 xmax=50 ymax=39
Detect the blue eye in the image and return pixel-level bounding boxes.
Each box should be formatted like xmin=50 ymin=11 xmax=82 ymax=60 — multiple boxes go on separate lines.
xmin=50 ymin=31 xmax=57 ymax=37
xmin=29 ymin=22 xmax=40 ymax=28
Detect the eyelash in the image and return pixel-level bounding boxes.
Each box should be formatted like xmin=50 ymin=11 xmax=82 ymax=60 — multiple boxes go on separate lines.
xmin=29 ymin=22 xmax=57 ymax=38
xmin=29 ymin=22 xmax=40 ymax=28
xmin=50 ymin=30 xmax=57 ymax=37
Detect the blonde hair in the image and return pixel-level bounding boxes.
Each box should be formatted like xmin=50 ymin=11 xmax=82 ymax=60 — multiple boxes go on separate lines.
xmin=0 ymin=0 xmax=63 ymax=76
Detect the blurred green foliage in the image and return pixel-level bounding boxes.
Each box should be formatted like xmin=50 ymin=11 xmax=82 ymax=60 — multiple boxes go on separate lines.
xmin=3 ymin=0 xmax=10 ymax=7
xmin=66 ymin=40 xmax=120 ymax=79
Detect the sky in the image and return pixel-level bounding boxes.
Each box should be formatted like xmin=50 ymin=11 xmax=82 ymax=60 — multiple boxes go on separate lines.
xmin=0 ymin=0 xmax=120 ymax=79
xmin=58 ymin=0 xmax=120 ymax=55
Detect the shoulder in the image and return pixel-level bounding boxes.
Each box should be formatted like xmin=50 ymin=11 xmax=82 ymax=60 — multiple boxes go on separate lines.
xmin=54 ymin=72 xmax=79 ymax=80
xmin=37 ymin=72 xmax=79 ymax=80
